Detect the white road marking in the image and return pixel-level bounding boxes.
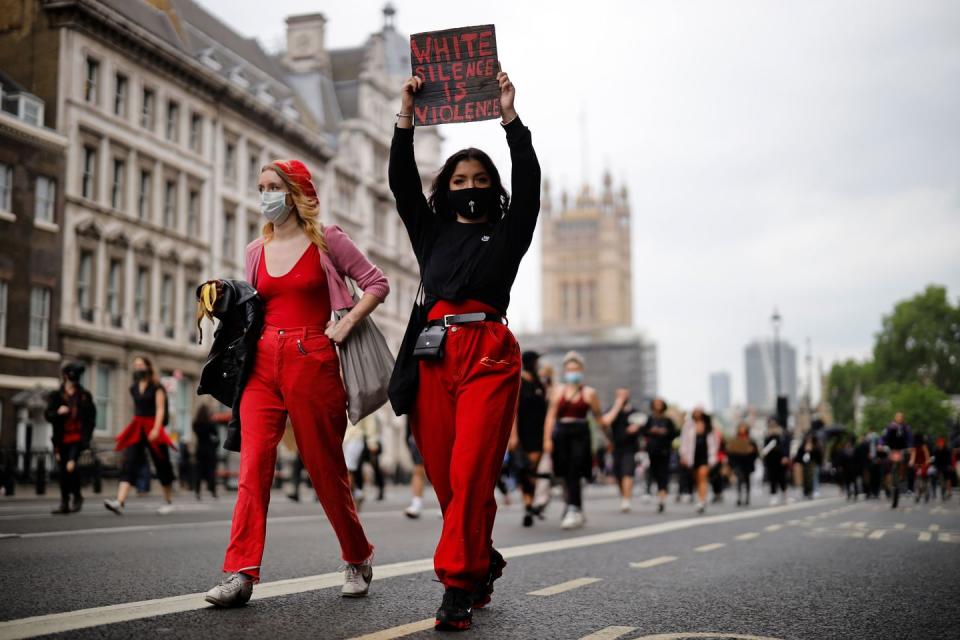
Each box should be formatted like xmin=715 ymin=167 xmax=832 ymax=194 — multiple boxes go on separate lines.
xmin=736 ymin=532 xmax=760 ymax=541
xmin=629 ymin=556 xmax=678 ymax=569
xmin=918 ymin=531 xmax=932 ymax=542
xmin=929 ymin=524 xmax=940 ymax=531
xmin=764 ymin=524 xmax=783 ymax=532
xmin=694 ymin=543 xmax=726 ymax=553
xmin=894 ymin=523 xmax=906 ymax=530
xmin=868 ymin=530 xmax=887 ymax=540
xmin=938 ymin=533 xmax=959 ymax=543
xmin=0 ymin=497 xmax=842 ymax=639
xmin=528 ymin=577 xmax=602 ymax=596
xmin=579 ymin=626 xmax=639 ymax=640
xmin=837 ymin=522 xmax=854 ymax=529
xmin=346 ymin=618 xmax=435 ymax=640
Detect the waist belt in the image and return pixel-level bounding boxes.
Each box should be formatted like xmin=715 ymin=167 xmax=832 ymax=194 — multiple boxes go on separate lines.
xmin=426 ymin=312 xmax=505 ymax=328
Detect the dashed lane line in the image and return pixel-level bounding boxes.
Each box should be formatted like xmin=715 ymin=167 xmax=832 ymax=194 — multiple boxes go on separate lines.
xmin=736 ymin=532 xmax=760 ymax=541
xmin=918 ymin=531 xmax=932 ymax=542
xmin=868 ymin=530 xmax=887 ymax=540
xmin=629 ymin=556 xmax=677 ymax=569
xmin=528 ymin=577 xmax=602 ymax=596
xmin=346 ymin=618 xmax=434 ymax=640
xmin=0 ymin=497 xmax=842 ymax=640
xmin=694 ymin=542 xmax=726 ymax=553
xmin=894 ymin=523 xmax=906 ymax=530
xmin=764 ymin=524 xmax=783 ymax=532
xmin=929 ymin=524 xmax=940 ymax=531
xmin=578 ymin=626 xmax=639 ymax=640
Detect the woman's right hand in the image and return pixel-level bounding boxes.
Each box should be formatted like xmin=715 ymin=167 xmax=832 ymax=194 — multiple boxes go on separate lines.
xmin=543 ymin=438 xmax=554 ymax=455
xmin=400 ymin=76 xmax=424 ymax=113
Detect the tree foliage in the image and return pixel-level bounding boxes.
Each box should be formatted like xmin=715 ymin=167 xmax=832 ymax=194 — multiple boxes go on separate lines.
xmin=827 ymin=359 xmax=874 ymax=427
xmin=858 ymin=383 xmax=954 ymax=438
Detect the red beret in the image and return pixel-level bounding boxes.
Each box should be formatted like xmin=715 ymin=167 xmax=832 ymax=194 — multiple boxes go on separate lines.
xmin=273 ymin=159 xmax=318 ymax=201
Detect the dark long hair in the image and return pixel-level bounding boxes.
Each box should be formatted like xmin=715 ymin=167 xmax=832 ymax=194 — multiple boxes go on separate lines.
xmin=133 ymin=355 xmax=160 ymax=386
xmin=428 ymin=148 xmax=510 ymax=219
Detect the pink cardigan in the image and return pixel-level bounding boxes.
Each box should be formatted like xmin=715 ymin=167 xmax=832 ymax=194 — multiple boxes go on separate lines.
xmin=679 ymin=419 xmax=721 ymax=468
xmin=244 ymin=225 xmax=389 ymax=311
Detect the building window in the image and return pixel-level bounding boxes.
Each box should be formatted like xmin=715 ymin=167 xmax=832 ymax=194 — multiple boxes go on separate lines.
xmin=247 ymin=152 xmax=260 ymax=190
xmin=189 ymin=113 xmax=203 ymax=153
xmin=138 ymin=170 xmax=151 ymax=220
xmin=111 ymin=158 xmax=125 ymax=210
xmin=81 ymin=146 xmax=97 ymax=200
xmin=94 ymin=364 xmax=114 ymax=433
xmin=29 ymin=287 xmax=51 ymax=350
xmin=160 ymin=274 xmax=174 ymax=339
xmin=163 ymin=180 xmax=176 ymax=229
xmin=141 ymin=87 xmax=155 ymax=130
xmin=224 ymin=142 xmax=236 ymax=182
xmin=176 ymin=376 xmax=190 ymax=435
xmin=0 ymin=163 xmax=10 ymax=211
xmin=35 ymin=176 xmax=56 ymax=223
xmin=84 ymin=57 xmax=99 ymax=104
xmin=135 ymin=266 xmax=150 ymax=333
xmin=247 ymin=220 xmax=258 ymax=245
xmin=106 ymin=258 xmax=122 ymax=328
xmin=77 ymin=250 xmax=94 ymax=322
xmin=0 ymin=280 xmax=7 ymax=346
xmin=222 ymin=210 xmax=235 ymax=262
xmin=114 ymin=73 xmax=128 ymax=116
xmin=165 ymin=100 xmax=179 ymax=142
xmin=184 ymin=279 xmax=196 ymax=343
xmin=187 ymin=189 xmax=200 ymax=237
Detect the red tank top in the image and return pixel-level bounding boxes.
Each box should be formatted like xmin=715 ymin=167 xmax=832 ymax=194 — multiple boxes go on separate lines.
xmin=257 ymin=243 xmax=332 ymax=327
xmin=557 ymin=389 xmax=590 ymax=420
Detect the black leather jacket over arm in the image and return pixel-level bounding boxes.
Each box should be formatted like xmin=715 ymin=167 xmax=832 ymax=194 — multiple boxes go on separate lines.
xmin=196 ymin=279 xmax=263 ymax=452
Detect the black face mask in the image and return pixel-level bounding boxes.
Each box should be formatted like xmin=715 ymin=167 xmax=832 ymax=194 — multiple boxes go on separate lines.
xmin=448 ymin=187 xmax=499 ymax=220
xmin=133 ymin=370 xmax=148 ymax=384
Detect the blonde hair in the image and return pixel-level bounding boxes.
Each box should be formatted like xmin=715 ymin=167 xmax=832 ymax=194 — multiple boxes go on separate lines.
xmin=260 ymin=161 xmax=327 ymax=253
xmin=563 ymin=351 xmax=585 ymax=368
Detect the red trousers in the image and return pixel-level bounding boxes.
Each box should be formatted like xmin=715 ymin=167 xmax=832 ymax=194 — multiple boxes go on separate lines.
xmin=223 ymin=325 xmax=373 ymax=580
xmin=411 ymin=300 xmax=521 ymax=590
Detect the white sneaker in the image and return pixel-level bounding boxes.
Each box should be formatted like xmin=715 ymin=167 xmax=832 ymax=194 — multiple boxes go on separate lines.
xmin=104 ymin=499 xmax=124 ymax=515
xmin=561 ymin=507 xmax=585 ymax=530
xmin=342 ymin=558 xmax=373 ymax=597
xmin=205 ymin=572 xmax=254 ymax=608
xmin=619 ymin=498 xmax=631 ymax=513
xmin=769 ymin=496 xmax=781 ymax=506
xmin=696 ymin=502 xmax=705 ymax=514
xmin=157 ymin=503 xmax=175 ymax=515
xmin=404 ymin=498 xmax=422 ymax=519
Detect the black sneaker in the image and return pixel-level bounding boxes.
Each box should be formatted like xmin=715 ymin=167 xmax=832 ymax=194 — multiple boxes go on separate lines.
xmin=71 ymin=495 xmax=84 ymax=513
xmin=657 ymin=503 xmax=665 ymax=514
xmin=436 ymin=587 xmax=473 ymax=631
xmin=51 ymin=502 xmax=70 ymax=515
xmin=472 ymin=548 xmax=507 ymax=609
xmin=522 ymin=507 xmax=534 ymax=528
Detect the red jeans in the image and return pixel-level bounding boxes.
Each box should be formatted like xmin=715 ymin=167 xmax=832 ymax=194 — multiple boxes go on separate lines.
xmin=411 ymin=300 xmax=521 ymax=590
xmin=223 ymin=325 xmax=373 ymax=580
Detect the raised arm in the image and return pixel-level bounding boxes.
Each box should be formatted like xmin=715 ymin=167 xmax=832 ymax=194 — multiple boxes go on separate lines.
xmin=498 ymin=72 xmax=541 ymax=254
xmin=389 ymin=76 xmax=433 ymax=256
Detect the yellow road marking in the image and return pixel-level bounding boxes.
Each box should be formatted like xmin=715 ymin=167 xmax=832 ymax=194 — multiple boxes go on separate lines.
xmin=528 ymin=577 xmax=602 ymax=596
xmin=629 ymin=556 xmax=678 ymax=569
xmin=347 ymin=618 xmax=435 ymax=640
xmin=579 ymin=626 xmax=639 ymax=640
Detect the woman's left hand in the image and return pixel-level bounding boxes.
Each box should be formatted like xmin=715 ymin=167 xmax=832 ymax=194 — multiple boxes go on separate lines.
xmin=325 ymin=316 xmax=356 ymax=346
xmin=497 ymin=71 xmax=517 ymax=122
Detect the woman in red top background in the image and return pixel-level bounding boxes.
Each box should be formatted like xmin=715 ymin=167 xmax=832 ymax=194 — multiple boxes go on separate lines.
xmin=204 ymin=159 xmax=388 ymax=609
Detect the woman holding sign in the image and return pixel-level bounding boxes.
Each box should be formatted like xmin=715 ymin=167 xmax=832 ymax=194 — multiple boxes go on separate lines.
xmin=389 ymin=70 xmax=540 ymax=631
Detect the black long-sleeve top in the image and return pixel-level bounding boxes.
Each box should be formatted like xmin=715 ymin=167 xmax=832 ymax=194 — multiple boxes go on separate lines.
xmin=388 ymin=117 xmax=541 ymax=314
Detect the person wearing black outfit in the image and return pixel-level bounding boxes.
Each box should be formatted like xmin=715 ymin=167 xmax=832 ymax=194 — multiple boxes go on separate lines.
xmin=192 ymin=404 xmax=220 ymax=500
xmin=763 ymin=420 xmax=791 ymax=505
xmin=388 ymin=70 xmax=539 ymax=632
xmin=795 ymin=433 xmax=823 ymax=499
xmin=45 ymin=363 xmax=96 ymax=514
xmin=509 ymin=350 xmax=548 ymax=526
xmin=726 ymin=422 xmax=759 ymax=506
xmin=607 ymin=389 xmax=641 ymax=513
xmin=641 ymin=398 xmax=677 ymax=514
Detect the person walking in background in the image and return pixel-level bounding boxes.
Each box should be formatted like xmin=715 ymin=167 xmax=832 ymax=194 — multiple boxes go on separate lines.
xmin=105 ymin=356 xmax=176 ymax=516
xmin=360 ymin=420 xmax=386 ymax=502
xmin=192 ymin=403 xmax=220 ymax=500
xmin=931 ymin=437 xmax=954 ymax=501
xmin=880 ymin=411 xmax=913 ymax=509
xmin=640 ymin=398 xmax=677 ymax=513
xmin=726 ymin=422 xmax=759 ymax=507
xmin=909 ymin=433 xmax=931 ymax=504
xmin=860 ymin=431 xmax=882 ymax=499
xmin=404 ymin=417 xmax=427 ymax=519
xmin=509 ymin=350 xmax=548 ymax=527
xmin=763 ymin=419 xmax=790 ymax=505
xmin=45 ymin=363 xmax=96 ymax=514
xmin=838 ymin=434 xmax=862 ymax=501
xmin=679 ymin=408 xmax=719 ymax=514
xmin=605 ymin=389 xmax=640 ymax=513
xmin=795 ymin=433 xmax=823 ymax=499
xmin=543 ymin=352 xmax=625 ymax=530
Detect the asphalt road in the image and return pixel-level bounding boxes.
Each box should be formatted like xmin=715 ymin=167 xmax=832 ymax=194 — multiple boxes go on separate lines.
xmin=0 ymin=483 xmax=957 ymax=639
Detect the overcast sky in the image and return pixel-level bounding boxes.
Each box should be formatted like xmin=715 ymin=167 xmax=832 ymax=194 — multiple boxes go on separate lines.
xmin=198 ymin=0 xmax=960 ymax=409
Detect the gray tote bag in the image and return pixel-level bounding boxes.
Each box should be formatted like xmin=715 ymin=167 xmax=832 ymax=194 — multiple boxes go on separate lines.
xmin=334 ymin=279 xmax=396 ymax=425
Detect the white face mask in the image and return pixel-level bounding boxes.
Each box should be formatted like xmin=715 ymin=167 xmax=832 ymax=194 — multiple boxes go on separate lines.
xmin=260 ymin=191 xmax=291 ymax=225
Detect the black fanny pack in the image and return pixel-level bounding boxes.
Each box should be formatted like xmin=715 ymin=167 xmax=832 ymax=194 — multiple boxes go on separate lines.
xmin=412 ymin=312 xmax=505 ymax=360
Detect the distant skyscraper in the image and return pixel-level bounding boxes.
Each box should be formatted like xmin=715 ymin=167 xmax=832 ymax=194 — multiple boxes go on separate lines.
xmin=709 ymin=372 xmax=731 ymax=413
xmin=745 ymin=340 xmax=798 ymax=413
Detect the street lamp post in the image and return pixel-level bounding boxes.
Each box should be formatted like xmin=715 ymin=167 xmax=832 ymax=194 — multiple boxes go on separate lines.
xmin=771 ymin=306 xmax=782 ymax=406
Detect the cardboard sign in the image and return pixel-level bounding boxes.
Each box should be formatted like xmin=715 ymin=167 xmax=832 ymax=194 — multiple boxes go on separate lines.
xmin=410 ymin=24 xmax=500 ymax=126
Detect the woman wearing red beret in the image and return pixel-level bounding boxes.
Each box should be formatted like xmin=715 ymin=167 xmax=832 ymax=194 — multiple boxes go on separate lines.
xmin=205 ymin=159 xmax=389 ymax=607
